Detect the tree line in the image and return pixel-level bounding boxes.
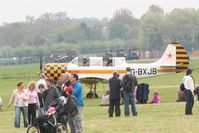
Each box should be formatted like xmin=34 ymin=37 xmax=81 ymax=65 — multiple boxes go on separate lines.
xmin=1 ymin=5 xmax=199 ymax=58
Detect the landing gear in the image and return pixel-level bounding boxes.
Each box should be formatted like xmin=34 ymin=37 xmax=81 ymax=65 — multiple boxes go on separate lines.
xmin=82 ymin=79 xmax=99 ymax=98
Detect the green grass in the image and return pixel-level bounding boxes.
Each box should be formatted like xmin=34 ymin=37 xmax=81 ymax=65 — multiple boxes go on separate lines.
xmin=0 ymin=58 xmax=199 ymax=133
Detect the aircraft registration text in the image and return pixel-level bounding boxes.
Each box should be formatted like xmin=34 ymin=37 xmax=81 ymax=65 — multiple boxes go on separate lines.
xmin=131 ymin=68 xmax=157 ymax=75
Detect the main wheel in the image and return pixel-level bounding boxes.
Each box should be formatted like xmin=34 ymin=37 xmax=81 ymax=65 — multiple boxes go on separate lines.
xmin=27 ymin=125 xmax=40 ymax=133
xmin=56 ymin=123 xmax=67 ymax=133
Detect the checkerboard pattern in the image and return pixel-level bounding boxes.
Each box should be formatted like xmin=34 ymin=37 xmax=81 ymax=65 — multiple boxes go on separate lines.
xmin=44 ymin=63 xmax=67 ymax=81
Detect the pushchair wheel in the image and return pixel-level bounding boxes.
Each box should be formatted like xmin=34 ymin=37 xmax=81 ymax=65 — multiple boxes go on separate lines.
xmin=27 ymin=125 xmax=40 ymax=133
xmin=56 ymin=123 xmax=67 ymax=133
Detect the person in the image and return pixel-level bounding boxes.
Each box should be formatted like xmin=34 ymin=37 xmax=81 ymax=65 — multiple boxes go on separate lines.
xmin=8 ymin=82 xmax=29 ymax=128
xmin=121 ymin=67 xmax=138 ymax=117
xmin=150 ymin=91 xmax=160 ymax=104
xmin=176 ymin=84 xmax=186 ymax=102
xmin=64 ymin=86 xmax=78 ymax=133
xmin=56 ymin=79 xmax=64 ymax=95
xmin=36 ymin=73 xmax=47 ymax=92
xmin=100 ymin=90 xmax=110 ymax=106
xmin=42 ymin=77 xmax=60 ymax=110
xmin=27 ymin=81 xmax=40 ymax=125
xmin=71 ymin=73 xmax=84 ymax=133
xmin=37 ymin=84 xmax=45 ymax=117
xmin=108 ymin=71 xmax=122 ymax=117
xmin=183 ymin=68 xmax=195 ymax=115
xmin=62 ymin=72 xmax=72 ymax=95
xmin=0 ymin=96 xmax=2 ymax=110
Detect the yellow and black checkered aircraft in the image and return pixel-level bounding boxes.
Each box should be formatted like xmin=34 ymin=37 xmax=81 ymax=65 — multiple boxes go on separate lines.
xmin=44 ymin=42 xmax=189 ymax=97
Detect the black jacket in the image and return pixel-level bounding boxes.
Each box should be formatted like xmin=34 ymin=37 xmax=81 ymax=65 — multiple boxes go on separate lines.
xmin=42 ymin=85 xmax=60 ymax=109
xmin=109 ymin=76 xmax=122 ymax=99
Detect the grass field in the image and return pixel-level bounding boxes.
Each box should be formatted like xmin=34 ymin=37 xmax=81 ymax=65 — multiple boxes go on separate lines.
xmin=0 ymin=58 xmax=199 ymax=133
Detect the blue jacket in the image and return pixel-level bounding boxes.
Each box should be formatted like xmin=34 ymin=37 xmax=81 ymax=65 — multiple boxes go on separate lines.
xmin=72 ymin=81 xmax=84 ymax=107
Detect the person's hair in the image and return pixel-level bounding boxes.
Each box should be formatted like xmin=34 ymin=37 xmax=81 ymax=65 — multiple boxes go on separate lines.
xmin=126 ymin=67 xmax=131 ymax=72
xmin=154 ymin=91 xmax=159 ymax=95
xmin=186 ymin=68 xmax=192 ymax=75
xmin=71 ymin=73 xmax=79 ymax=81
xmin=17 ymin=82 xmax=23 ymax=87
xmin=113 ymin=71 xmax=119 ymax=77
xmin=64 ymin=72 xmax=71 ymax=78
xmin=28 ymin=81 xmax=36 ymax=88
xmin=38 ymin=84 xmax=44 ymax=88
xmin=46 ymin=77 xmax=54 ymax=83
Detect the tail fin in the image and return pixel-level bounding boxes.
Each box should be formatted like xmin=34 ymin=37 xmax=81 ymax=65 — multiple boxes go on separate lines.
xmin=154 ymin=42 xmax=189 ymax=72
xmin=174 ymin=42 xmax=189 ymax=72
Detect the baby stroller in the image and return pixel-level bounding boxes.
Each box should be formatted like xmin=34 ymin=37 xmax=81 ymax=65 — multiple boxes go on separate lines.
xmin=27 ymin=96 xmax=67 ymax=133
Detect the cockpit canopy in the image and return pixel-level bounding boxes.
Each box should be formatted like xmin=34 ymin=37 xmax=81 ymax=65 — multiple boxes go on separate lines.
xmin=69 ymin=57 xmax=126 ymax=67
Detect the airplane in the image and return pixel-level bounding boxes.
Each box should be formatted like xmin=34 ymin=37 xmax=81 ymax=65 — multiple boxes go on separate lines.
xmin=43 ymin=42 xmax=189 ymax=98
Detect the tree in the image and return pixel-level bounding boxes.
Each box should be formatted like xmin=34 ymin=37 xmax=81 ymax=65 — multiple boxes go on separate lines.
xmin=148 ymin=5 xmax=164 ymax=14
xmin=109 ymin=8 xmax=139 ymax=39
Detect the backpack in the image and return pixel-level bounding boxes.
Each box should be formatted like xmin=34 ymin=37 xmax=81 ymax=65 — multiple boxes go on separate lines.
xmin=122 ymin=74 xmax=133 ymax=92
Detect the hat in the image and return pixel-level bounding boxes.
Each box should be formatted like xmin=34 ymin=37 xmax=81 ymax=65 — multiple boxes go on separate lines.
xmin=47 ymin=107 xmax=56 ymax=114
xmin=64 ymin=86 xmax=73 ymax=94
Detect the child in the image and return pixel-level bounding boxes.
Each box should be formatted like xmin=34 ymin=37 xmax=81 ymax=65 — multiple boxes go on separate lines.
xmin=150 ymin=91 xmax=160 ymax=104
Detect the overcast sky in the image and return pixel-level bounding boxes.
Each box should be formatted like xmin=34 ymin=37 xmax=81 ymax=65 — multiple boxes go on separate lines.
xmin=1 ymin=0 xmax=199 ymax=24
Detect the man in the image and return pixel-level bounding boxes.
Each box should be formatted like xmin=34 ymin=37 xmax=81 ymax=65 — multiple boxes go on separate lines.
xmin=183 ymin=68 xmax=195 ymax=115
xmin=62 ymin=73 xmax=72 ymax=93
xmin=108 ymin=71 xmax=122 ymax=117
xmin=71 ymin=73 xmax=83 ymax=133
xmin=42 ymin=77 xmax=60 ymax=110
xmin=121 ymin=67 xmax=138 ymax=117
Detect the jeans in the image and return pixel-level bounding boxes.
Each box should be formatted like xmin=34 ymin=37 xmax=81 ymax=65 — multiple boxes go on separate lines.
xmin=184 ymin=89 xmax=194 ymax=115
xmin=68 ymin=115 xmax=78 ymax=133
xmin=38 ymin=107 xmax=45 ymax=117
xmin=75 ymin=108 xmax=83 ymax=133
xmin=123 ymin=91 xmax=137 ymax=116
xmin=14 ymin=106 xmax=28 ymax=128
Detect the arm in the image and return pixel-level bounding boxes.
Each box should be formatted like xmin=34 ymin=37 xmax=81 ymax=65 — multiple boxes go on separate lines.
xmin=42 ymin=90 xmax=48 ymax=100
xmin=72 ymin=84 xmax=82 ymax=96
xmin=36 ymin=91 xmax=40 ymax=107
xmin=24 ymin=89 xmax=29 ymax=101
xmin=8 ymin=90 xmax=15 ymax=107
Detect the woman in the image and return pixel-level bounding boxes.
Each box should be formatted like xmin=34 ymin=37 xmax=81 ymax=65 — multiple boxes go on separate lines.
xmin=8 ymin=82 xmax=29 ymax=128
xmin=183 ymin=68 xmax=195 ymax=115
xmin=27 ymin=81 xmax=40 ymax=125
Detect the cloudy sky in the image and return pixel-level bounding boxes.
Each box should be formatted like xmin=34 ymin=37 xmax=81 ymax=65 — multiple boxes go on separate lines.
xmin=1 ymin=0 xmax=199 ymax=24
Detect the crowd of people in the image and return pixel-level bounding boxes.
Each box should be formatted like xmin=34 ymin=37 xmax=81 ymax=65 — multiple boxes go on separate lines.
xmin=106 ymin=68 xmax=197 ymax=117
xmin=4 ymin=67 xmax=197 ymax=132
xmin=7 ymin=72 xmax=83 ymax=133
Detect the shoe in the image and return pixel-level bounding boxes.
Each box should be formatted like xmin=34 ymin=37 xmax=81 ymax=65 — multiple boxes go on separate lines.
xmin=133 ymin=112 xmax=138 ymax=116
